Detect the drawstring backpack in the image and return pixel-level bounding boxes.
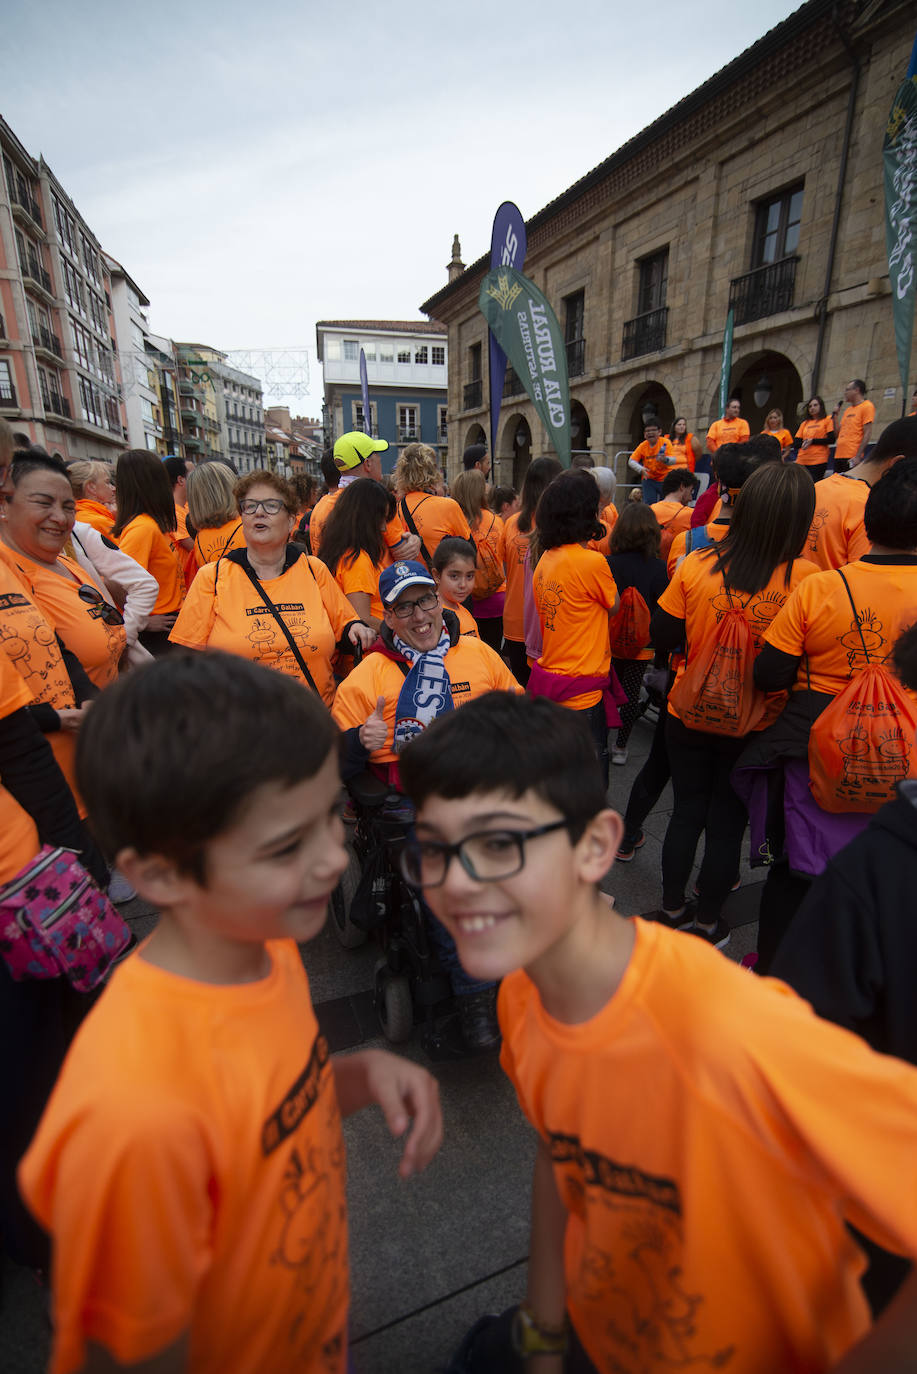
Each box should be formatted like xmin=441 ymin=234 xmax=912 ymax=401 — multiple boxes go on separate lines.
xmin=667 ymin=583 xmax=766 ymax=736
xmin=609 ymin=587 xmax=652 ymax=660
xmin=808 ymin=570 xmax=917 ymax=813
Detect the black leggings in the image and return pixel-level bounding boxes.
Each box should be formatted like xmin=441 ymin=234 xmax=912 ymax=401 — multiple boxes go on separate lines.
xmin=622 ymin=697 xmax=670 ymax=843
xmin=800 ymin=462 xmax=828 ymax=482
xmin=475 ymin=615 xmax=503 ymax=652
xmin=611 ymin=658 xmax=647 ymax=749
xmin=503 ymin=637 xmax=530 ymax=687
xmin=661 ymin=716 xmax=748 ymax=922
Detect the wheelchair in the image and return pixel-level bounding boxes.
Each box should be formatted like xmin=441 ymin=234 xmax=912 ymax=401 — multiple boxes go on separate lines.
xmin=329 ymin=770 xmax=454 ymax=1051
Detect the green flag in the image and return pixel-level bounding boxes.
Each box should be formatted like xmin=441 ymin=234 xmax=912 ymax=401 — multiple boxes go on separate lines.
xmin=478 ymin=268 xmax=571 ymax=467
xmin=718 ymin=308 xmax=734 ymax=417
xmin=883 ymin=68 xmax=917 ymax=405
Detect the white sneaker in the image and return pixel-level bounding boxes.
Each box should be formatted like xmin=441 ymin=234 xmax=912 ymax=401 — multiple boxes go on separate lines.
xmin=611 ymin=748 xmax=628 ymax=766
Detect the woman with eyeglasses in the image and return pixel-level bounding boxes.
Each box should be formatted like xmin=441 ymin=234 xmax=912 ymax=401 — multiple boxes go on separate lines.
xmin=169 ymin=469 xmax=375 ymax=704
xmin=0 ymin=450 xmax=127 ymax=814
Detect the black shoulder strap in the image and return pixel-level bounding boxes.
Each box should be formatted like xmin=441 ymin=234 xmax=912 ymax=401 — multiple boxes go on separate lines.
xmin=399 ymin=497 xmax=434 ymax=571
xmin=237 ymin=559 xmax=321 ymax=694
xmin=837 ymin=569 xmax=870 ymax=663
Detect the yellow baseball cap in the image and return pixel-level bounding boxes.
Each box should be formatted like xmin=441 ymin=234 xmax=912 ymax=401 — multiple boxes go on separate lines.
xmin=333 ymin=431 xmax=389 ymax=471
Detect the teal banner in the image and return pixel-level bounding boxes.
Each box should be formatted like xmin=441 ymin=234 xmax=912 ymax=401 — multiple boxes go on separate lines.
xmin=478 ymin=268 xmax=571 ymax=467
xmin=884 ymin=67 xmax=917 ymax=404
xmin=718 ymin=308 xmax=734 ymax=417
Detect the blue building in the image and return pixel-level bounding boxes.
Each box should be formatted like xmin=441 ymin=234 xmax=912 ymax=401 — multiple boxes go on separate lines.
xmin=315 ymin=319 xmax=448 ymax=476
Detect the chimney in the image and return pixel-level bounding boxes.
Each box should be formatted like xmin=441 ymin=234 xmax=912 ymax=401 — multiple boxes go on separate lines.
xmin=447 ymin=234 xmax=464 ymax=283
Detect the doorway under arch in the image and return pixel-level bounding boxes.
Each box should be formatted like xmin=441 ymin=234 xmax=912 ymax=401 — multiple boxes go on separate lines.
xmin=729 ymin=351 xmax=804 ymax=434
xmin=570 ymin=399 xmax=591 ymax=459
xmin=501 ymin=414 xmax=533 ymax=489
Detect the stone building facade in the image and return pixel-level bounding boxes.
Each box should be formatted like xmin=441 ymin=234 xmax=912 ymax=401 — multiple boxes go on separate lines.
xmin=421 ymin=0 xmax=917 ymax=487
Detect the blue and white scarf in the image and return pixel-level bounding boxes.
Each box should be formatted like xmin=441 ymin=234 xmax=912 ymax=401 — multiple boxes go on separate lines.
xmin=392 ymin=627 xmax=454 ymax=753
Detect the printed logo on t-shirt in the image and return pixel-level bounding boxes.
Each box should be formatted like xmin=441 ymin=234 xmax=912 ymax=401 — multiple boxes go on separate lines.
xmin=838 ymin=605 xmax=888 ymax=672
xmin=261 ymin=1033 xmax=331 ymax=1155
xmin=449 ymin=680 xmax=470 ymax=695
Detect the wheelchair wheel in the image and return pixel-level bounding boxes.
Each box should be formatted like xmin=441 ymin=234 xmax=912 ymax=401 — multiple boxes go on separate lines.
xmin=376 ymin=965 xmax=413 ymax=1043
xmin=329 ymin=841 xmax=366 ymax=948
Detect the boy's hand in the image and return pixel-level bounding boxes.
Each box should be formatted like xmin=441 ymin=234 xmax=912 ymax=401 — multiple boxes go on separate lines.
xmin=333 ymin=1049 xmax=442 ymax=1178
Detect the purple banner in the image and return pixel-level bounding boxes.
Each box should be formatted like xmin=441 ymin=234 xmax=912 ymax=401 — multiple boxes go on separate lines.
xmin=488 ymin=202 xmax=527 ymax=457
xmin=359 ymin=348 xmax=371 ymax=434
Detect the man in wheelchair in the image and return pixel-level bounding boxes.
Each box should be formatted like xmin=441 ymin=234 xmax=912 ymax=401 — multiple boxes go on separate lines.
xmin=333 ymin=560 xmax=522 ymax=1050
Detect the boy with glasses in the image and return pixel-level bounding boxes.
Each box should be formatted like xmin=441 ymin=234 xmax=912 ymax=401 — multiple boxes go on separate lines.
xmin=400 ymin=692 xmax=917 ymax=1374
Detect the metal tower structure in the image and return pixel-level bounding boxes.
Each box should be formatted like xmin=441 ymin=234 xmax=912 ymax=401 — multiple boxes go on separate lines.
xmin=224 ymin=348 xmax=311 ymax=403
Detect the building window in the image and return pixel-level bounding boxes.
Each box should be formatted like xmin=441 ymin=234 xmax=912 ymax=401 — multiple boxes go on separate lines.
xmin=0 ymin=359 xmax=15 ymax=402
xmin=379 ymin=344 xmax=394 ymax=363
xmin=362 ymin=343 xmax=376 ymax=361
xmin=431 ymin=345 xmax=445 ymax=366
xmin=398 ymin=405 xmax=417 ymax=440
xmin=343 ymin=339 xmax=359 ymax=361
xmin=414 ymin=345 xmax=428 ymax=365
xmin=354 ymin=401 xmax=378 ymax=435
xmin=563 ymin=291 xmax=585 ymax=377
xmin=637 ymin=249 xmax=668 ymax=316
xmin=468 ymin=342 xmax=482 ymax=380
xmin=146 ymin=433 xmax=158 ymax=451
xmin=52 ymin=192 xmax=75 ymax=254
xmin=438 ymin=404 xmax=448 ymax=442
xmin=397 ymin=346 xmax=411 ymax=364
xmin=752 ymin=185 xmax=804 ymax=266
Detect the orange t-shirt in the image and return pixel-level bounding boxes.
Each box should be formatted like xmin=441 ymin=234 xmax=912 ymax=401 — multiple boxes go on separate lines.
xmin=586 ymin=505 xmax=619 ymax=558
xmin=193 ymin=519 xmax=246 ymax=569
xmin=801 ymin=473 xmax=870 ymax=570
xmin=499 ymin=917 xmax=917 ymax=1374
xmin=332 ymin=548 xmax=385 ymax=622
xmin=533 ymin=544 xmax=619 ymax=709
xmin=795 ymin=416 xmax=834 ymax=465
xmin=835 ymin=400 xmax=875 ymax=461
xmin=311 ymin=487 xmax=407 ymax=561
xmin=19 ymin=940 xmax=348 ymax=1374
xmin=470 ymin=510 xmax=506 ymax=602
xmin=631 ymin=437 xmax=673 ymax=483
xmin=116 ymin=513 xmax=185 ymax=614
xmin=170 ymin=552 xmax=355 ymax=706
xmin=443 ymin=599 xmax=479 ymax=636
xmin=0 ymin=649 xmax=40 ymax=884
xmin=764 ymin=558 xmax=917 ymax=698
xmin=668 ymin=434 xmax=697 ymax=472
xmin=650 ymin=500 xmax=693 ymax=536
xmin=762 ymin=427 xmax=793 ymax=451
xmin=666 ymin=519 xmax=729 ymax=577
xmin=658 ymin=551 xmax=817 ymax=728
xmin=0 ymin=547 xmax=83 ymax=813
xmin=332 ymin=634 xmax=521 ymax=766
xmin=398 ymin=492 xmax=471 ymax=566
xmin=502 ymin=512 xmax=530 ymax=642
xmin=12 ymin=552 xmax=126 ymax=689
xmin=74 ymin=500 xmax=115 ymax=539
xmin=705 ymin=416 xmax=750 ymax=451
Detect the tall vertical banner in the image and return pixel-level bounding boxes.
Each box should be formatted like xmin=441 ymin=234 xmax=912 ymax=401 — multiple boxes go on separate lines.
xmin=487 ymin=202 xmax=527 ymax=457
xmin=359 ymin=348 xmax=371 ymax=434
xmin=884 ymin=32 xmax=917 ymax=410
xmin=718 ymin=308 xmax=735 ymax=416
xmin=479 ymin=267 xmax=571 ymax=467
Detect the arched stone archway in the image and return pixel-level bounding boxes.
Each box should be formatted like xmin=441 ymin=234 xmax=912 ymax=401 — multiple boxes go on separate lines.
xmin=570 ymin=399 xmax=591 ymax=459
xmin=463 ymin=421 xmax=487 ymax=455
xmin=727 ymin=350 xmax=805 ymax=434
xmin=500 ymin=413 xmax=533 ymax=489
xmin=612 ymin=381 xmax=675 ymax=448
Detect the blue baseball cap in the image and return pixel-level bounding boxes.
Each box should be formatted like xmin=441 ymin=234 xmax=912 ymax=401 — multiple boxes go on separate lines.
xmin=378 ymin=560 xmax=436 ymax=607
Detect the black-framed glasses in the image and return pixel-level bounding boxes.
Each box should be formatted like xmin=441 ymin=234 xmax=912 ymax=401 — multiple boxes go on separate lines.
xmin=77 ymin=583 xmax=124 ymax=626
xmin=239 ymin=498 xmax=286 ymax=515
xmin=399 ymin=820 xmax=570 ymax=889
xmin=389 ymin=590 xmax=438 ymax=620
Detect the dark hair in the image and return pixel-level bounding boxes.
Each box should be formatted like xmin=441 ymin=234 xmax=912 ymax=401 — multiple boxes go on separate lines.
xmin=320 ymin=450 xmax=340 ymax=491
xmin=668 ymin=416 xmax=688 ymax=443
xmin=609 ymin=502 xmax=661 ymax=558
xmin=432 ymin=536 xmax=477 ymax=573
xmin=163 ymin=455 xmax=189 ymax=486
xmin=9 ymin=450 xmax=70 ymax=486
xmin=661 ymin=468 xmax=695 ymax=496
xmin=76 ymin=651 xmax=338 ymax=882
xmin=864 ymin=458 xmax=917 ymax=549
xmin=714 ymin=440 xmax=780 ymax=494
xmin=849 ymin=379 xmax=867 ymax=395
xmin=892 ymin=622 xmax=917 ymax=693
xmin=708 ymin=463 xmax=815 ymax=593
xmin=804 ymin=396 xmax=827 ymax=420
xmin=399 ymin=692 xmax=606 ymax=838
xmin=518 ymin=456 xmax=563 ymax=534
xmin=463 ymin=442 xmax=488 ymax=470
xmin=319 ymin=477 xmax=395 ymax=574
xmin=871 ymin=417 xmax=917 ymax=464
xmin=492 ymin=485 xmax=516 ymax=513
xmin=643 ymin=419 xmax=660 ymax=432
xmin=292 ymin=473 xmax=318 ymax=510
xmin=112 ymin=449 xmax=177 ymax=537
xmin=535 ymin=469 xmax=603 ymax=551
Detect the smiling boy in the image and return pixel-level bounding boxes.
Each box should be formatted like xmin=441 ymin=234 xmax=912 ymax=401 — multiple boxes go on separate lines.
xmin=400 ymin=692 xmax=917 ymax=1374
xmin=18 ymin=651 xmax=441 ymax=1374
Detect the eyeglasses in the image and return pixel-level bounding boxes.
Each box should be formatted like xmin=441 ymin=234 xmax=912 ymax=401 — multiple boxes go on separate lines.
xmin=77 ymin=583 xmax=124 ymax=626
xmin=239 ymin=498 xmax=286 ymax=516
xmin=399 ymin=820 xmax=571 ymax=889
xmin=389 ymin=590 xmax=438 ymax=620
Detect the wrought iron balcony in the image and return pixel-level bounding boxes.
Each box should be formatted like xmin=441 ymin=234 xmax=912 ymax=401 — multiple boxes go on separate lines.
xmin=9 ymin=181 xmax=43 ymax=229
xmin=46 ymin=390 xmax=71 ymax=418
xmin=0 ymin=380 xmax=17 ymax=408
xmin=33 ymin=325 xmax=62 ymax=358
xmin=565 ymin=337 xmax=585 ymax=377
xmin=0 ymin=313 xmax=5 ymax=339
xmin=622 ymin=307 xmax=668 ymax=361
xmin=398 ymin=427 xmax=419 ymax=442
xmin=439 ymin=424 xmax=448 ymax=442
xmin=21 ymin=254 xmax=53 ymax=296
xmin=463 ymin=378 xmax=483 ymax=410
xmin=503 ymin=367 xmax=523 ymax=398
xmin=728 ymin=256 xmax=799 ymax=326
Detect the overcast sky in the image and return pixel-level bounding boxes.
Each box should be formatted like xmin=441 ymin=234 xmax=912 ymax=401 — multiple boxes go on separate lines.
xmin=5 ymin=0 xmax=803 ymax=418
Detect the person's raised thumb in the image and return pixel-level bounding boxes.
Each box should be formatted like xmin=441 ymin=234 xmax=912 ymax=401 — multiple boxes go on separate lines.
xmin=372 ymin=696 xmax=386 ymax=719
